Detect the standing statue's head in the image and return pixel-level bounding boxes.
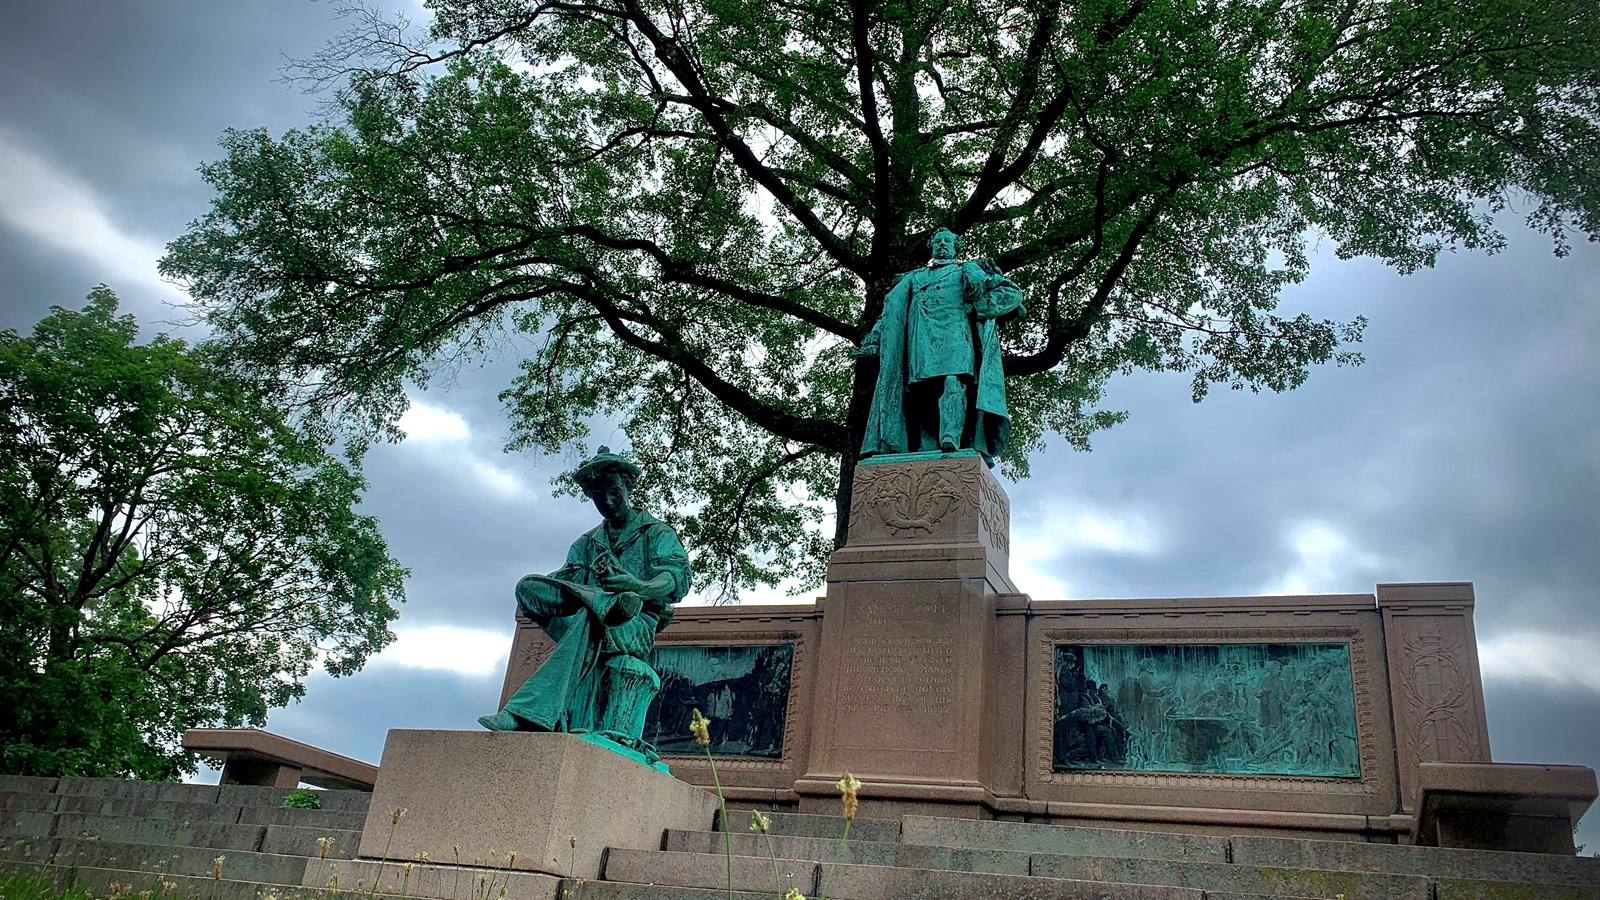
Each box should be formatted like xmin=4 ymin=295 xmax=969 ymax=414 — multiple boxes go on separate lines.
xmin=928 ymin=227 xmax=961 ymax=261
xmin=574 ymin=446 xmax=642 ymax=526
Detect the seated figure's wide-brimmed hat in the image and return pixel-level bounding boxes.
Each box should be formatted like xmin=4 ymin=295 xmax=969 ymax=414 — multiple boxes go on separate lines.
xmin=573 ymin=445 xmax=642 ymax=491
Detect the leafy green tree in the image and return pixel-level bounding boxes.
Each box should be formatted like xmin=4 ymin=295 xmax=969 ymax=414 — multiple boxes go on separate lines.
xmin=161 ymin=0 xmax=1600 ymax=598
xmin=0 ymin=289 xmax=406 ymax=779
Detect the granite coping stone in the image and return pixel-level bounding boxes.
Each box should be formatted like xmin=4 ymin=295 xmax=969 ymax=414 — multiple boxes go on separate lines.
xmin=1233 ymin=834 xmax=1600 ymax=886
xmin=604 ymin=848 xmax=820 ymax=896
xmin=900 ymin=815 xmax=1231 ymax=862
xmin=0 ymin=776 xmax=59 ymax=795
xmin=49 ymin=812 xmax=267 ymax=852
xmin=57 ymin=778 xmax=221 ymax=804
xmin=821 ymin=861 xmax=1213 ymax=900
xmin=304 ymin=857 xmax=565 ymax=900
xmin=53 ymin=838 xmax=312 ymax=885
xmin=666 ymin=828 xmax=1032 ymax=874
xmin=184 ymin=728 xmax=379 ymax=791
xmin=1029 ymin=851 xmax=1431 ymax=900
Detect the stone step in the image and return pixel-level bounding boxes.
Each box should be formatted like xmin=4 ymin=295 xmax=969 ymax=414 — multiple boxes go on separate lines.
xmin=237 ymin=804 xmax=368 ymax=830
xmin=49 ymin=812 xmax=268 ymax=852
xmin=53 ymin=794 xmax=244 ymax=822
xmin=1030 ymin=851 xmax=1431 ymax=900
xmin=0 ymin=835 xmax=54 ymax=866
xmin=666 ymin=827 xmax=1032 ymax=874
xmin=901 ymin=815 xmax=1231 ymax=862
xmin=308 ymin=857 xmax=565 ymax=900
xmin=1233 ymin=834 xmax=1600 ymax=887
xmin=1433 ymin=880 xmax=1600 ymax=900
xmin=34 ymin=864 xmax=416 ymax=900
xmin=52 ymin=838 xmax=312 ymax=885
xmin=608 ymin=847 xmax=1254 ymax=900
xmin=605 ymin=847 xmax=820 ymax=896
xmin=217 ymin=783 xmax=372 ymax=813
xmin=732 ymin=811 xmax=901 ymax=843
xmin=0 ymin=809 xmax=56 ymax=838
xmin=262 ymin=824 xmax=363 ymax=860
xmin=550 ymin=882 xmax=783 ymax=900
xmin=0 ymin=790 xmax=59 ymax=812
xmin=663 ymin=831 xmax=1432 ymax=900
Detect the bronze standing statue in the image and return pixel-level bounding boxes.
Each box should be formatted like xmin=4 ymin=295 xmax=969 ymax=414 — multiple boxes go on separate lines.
xmin=856 ymin=227 xmax=1025 ymax=462
xmin=479 ymin=447 xmax=690 ymax=770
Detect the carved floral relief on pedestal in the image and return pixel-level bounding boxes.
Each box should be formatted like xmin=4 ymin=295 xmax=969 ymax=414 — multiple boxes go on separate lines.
xmin=1393 ymin=619 xmax=1486 ymax=771
xmin=847 ymin=458 xmax=1007 ymax=549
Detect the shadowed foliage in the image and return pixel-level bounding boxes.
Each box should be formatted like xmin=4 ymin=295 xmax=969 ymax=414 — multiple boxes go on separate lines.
xmin=0 ymin=290 xmax=406 ymax=779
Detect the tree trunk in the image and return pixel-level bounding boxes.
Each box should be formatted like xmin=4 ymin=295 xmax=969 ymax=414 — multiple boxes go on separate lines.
xmin=833 ymin=357 xmax=879 ymax=549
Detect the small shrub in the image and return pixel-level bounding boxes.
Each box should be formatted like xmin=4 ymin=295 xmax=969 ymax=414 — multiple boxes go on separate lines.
xmin=282 ymin=789 xmax=323 ymax=809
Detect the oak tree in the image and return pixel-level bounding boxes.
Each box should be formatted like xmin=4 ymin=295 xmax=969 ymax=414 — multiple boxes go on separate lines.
xmin=162 ymin=0 xmax=1600 ymax=598
xmin=0 ymin=290 xmax=406 ymax=778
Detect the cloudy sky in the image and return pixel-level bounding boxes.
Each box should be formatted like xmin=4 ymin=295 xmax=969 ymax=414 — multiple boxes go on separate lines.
xmin=3 ymin=1 xmax=1597 ymax=841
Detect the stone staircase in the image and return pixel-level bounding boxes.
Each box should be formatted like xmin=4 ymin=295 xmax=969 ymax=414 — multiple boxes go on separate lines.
xmin=0 ymin=773 xmax=371 ymax=899
xmin=5 ymin=775 xmax=1598 ymax=899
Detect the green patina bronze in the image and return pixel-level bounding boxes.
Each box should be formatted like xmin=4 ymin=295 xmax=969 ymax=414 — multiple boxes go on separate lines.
xmin=479 ymin=447 xmax=691 ymax=772
xmin=1053 ymin=642 xmax=1360 ymax=778
xmin=644 ymin=643 xmax=794 ymax=760
xmin=857 ymin=227 xmax=1025 ymax=463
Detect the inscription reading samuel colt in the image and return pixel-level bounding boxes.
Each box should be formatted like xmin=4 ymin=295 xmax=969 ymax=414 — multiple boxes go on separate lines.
xmin=839 ymin=598 xmax=957 ymax=716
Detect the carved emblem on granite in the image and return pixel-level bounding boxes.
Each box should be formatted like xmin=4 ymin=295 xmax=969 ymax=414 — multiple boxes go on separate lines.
xmin=1396 ymin=621 xmax=1481 ymax=766
xmin=851 ymin=463 xmax=964 ymax=535
xmin=504 ymin=624 xmax=556 ymax=700
xmin=976 ymin=470 xmax=1010 ymax=554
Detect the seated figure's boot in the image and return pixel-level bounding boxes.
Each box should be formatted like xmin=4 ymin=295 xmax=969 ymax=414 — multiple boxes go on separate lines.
xmin=478 ymin=710 xmax=521 ymax=732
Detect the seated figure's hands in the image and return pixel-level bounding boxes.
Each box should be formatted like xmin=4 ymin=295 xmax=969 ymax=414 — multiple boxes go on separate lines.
xmin=600 ymin=569 xmax=649 ymax=595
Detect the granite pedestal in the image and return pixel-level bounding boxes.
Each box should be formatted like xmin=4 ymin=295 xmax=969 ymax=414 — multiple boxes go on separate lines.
xmin=355 ymin=730 xmax=717 ymax=879
xmin=797 ymin=451 xmax=1019 ymax=817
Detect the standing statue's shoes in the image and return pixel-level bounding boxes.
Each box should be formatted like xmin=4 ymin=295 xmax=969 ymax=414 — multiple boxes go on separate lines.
xmin=478 ymin=711 xmax=521 ymax=732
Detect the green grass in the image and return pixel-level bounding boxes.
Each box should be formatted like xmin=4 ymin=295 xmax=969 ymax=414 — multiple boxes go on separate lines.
xmin=0 ymin=871 xmax=96 ymax=900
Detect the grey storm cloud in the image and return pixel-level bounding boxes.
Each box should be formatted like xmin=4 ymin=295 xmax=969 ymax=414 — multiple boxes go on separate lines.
xmin=4 ymin=0 xmax=1598 ymax=847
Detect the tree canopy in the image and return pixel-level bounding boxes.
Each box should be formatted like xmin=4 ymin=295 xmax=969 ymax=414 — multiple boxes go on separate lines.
xmin=0 ymin=290 xmax=406 ymax=779
xmin=162 ymin=0 xmax=1600 ymax=599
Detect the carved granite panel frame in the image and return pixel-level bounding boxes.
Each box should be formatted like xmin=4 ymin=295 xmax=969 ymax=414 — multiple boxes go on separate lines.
xmin=1377 ymin=582 xmax=1491 ymax=813
xmin=1023 ymin=597 xmax=1400 ymax=817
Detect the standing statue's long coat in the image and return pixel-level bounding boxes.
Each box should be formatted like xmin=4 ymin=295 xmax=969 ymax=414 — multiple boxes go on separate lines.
xmin=859 ymin=259 xmax=1024 ymax=461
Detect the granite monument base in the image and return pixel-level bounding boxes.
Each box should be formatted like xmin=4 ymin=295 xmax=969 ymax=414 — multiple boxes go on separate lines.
xmin=491 ymin=457 xmax=1594 ymax=850
xmin=355 ymin=730 xmax=717 ymax=879
xmin=1414 ymin=761 xmax=1597 ymax=854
